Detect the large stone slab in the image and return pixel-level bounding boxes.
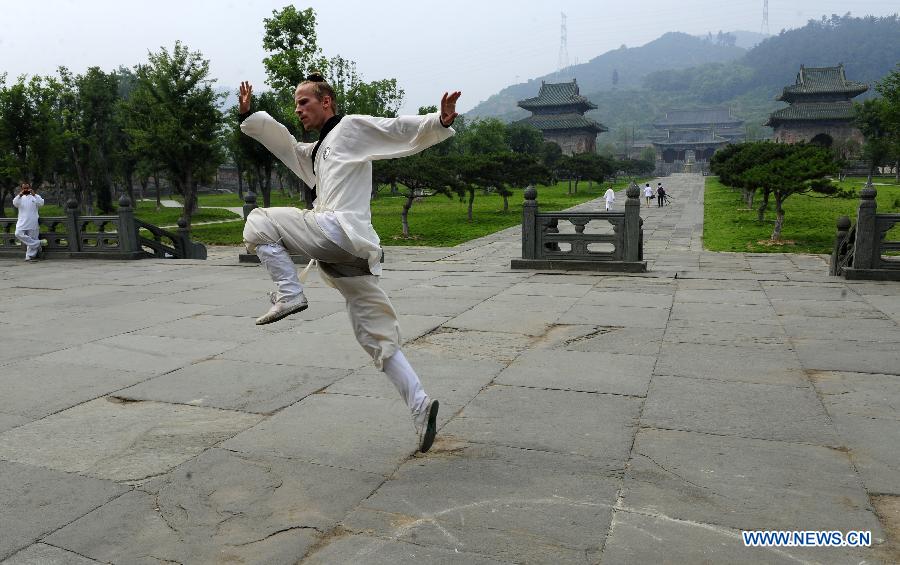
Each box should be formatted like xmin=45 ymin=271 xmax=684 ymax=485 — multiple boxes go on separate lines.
xmin=495 ymin=349 xmax=653 ymax=397
xmin=0 ymin=398 xmax=262 ymax=482
xmin=557 ymin=304 xmax=671 ymax=329
xmin=828 ymin=413 xmax=900 ymax=495
xmin=0 ymin=360 xmax=152 ymax=419
xmin=342 ymin=443 xmax=619 ymax=564
xmin=408 ymin=328 xmax=532 ymax=364
xmin=0 ymin=338 xmax=70 ymax=365
xmin=116 ymin=359 xmax=348 ymax=414
xmin=0 ymin=412 xmax=29 ymax=433
xmin=538 ymin=324 xmax=666 ymax=355
xmin=761 ymin=282 xmax=864 ymax=301
xmin=655 ymin=341 xmax=807 ymax=385
xmin=445 ymin=296 xmax=576 ymax=336
xmin=778 ymin=314 xmax=900 ymax=342
xmin=2 ymin=543 xmax=104 ymax=564
xmin=600 ymin=508 xmax=879 ymax=565
xmin=623 ymin=428 xmax=884 ymax=534
xmin=663 ymin=318 xmax=787 ymax=346
xmin=669 ymin=302 xmax=779 ymax=324
xmin=793 ymin=338 xmax=900 ymax=375
xmin=220 ymin=331 xmax=372 ymax=370
xmin=643 ymin=375 xmax=837 ymax=445
xmin=574 ymin=290 xmax=673 ymax=308
xmin=35 ymin=334 xmax=237 ymax=375
xmin=221 ymin=393 xmax=417 ymax=475
xmin=441 ymin=385 xmax=640 ymax=465
xmin=303 ymin=534 xmax=514 ymax=564
xmin=44 ymin=490 xmax=316 ymax=565
xmin=0 ymin=460 xmax=126 ymax=560
xmin=44 ymin=448 xmax=382 ymax=565
xmin=674 ymin=289 xmax=770 ymax=305
xmin=769 ymin=298 xmax=890 ymax=319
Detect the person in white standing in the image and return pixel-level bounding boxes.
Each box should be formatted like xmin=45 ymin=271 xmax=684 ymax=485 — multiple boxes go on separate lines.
xmin=12 ymin=182 xmax=44 ymax=261
xmin=237 ymin=72 xmax=460 ymax=453
xmin=643 ymin=182 xmax=654 ymax=205
xmin=603 ymin=186 xmax=616 ymax=211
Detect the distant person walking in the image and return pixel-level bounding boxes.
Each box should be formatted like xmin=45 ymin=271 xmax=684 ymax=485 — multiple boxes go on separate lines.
xmin=603 ymin=186 xmax=616 ymax=210
xmin=12 ymin=182 xmax=44 ymax=261
xmin=643 ymin=183 xmax=653 ymax=205
xmin=657 ymin=183 xmax=667 ymax=207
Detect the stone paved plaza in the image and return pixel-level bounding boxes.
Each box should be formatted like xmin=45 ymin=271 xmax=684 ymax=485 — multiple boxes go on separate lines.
xmin=1 ymin=174 xmax=898 ymax=564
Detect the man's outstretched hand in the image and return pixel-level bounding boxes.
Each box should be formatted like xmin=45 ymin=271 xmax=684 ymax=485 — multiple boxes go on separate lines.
xmin=239 ymin=81 xmax=253 ymax=114
xmin=440 ymin=91 xmax=461 ymax=127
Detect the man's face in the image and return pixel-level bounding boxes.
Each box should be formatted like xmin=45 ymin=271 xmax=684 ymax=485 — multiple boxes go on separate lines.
xmin=294 ymin=84 xmax=333 ymax=131
xmin=21 ymin=183 xmax=31 ymax=193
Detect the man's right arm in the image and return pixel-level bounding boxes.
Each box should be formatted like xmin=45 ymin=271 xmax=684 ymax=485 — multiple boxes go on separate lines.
xmin=240 ymin=112 xmax=316 ymax=187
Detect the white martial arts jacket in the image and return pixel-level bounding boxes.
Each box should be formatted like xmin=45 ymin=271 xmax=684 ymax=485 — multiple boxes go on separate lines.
xmin=12 ymin=193 xmax=44 ymax=231
xmin=241 ymin=111 xmax=455 ymax=275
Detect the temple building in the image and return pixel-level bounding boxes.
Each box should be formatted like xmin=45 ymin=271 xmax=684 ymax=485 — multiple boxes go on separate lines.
xmin=648 ymin=108 xmax=744 ymax=174
xmin=517 ymin=79 xmax=607 ymax=155
xmin=766 ymin=64 xmax=868 ymax=149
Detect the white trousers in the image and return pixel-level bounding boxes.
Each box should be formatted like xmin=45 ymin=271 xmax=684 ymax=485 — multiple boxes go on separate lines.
xmin=243 ymin=207 xmax=428 ymax=414
xmin=15 ymin=228 xmax=40 ymax=259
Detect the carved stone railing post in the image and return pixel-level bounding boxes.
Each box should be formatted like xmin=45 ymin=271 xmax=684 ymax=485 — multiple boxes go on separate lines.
xmin=243 ymin=191 xmax=258 ymax=220
xmin=623 ymin=182 xmax=641 ymax=262
xmin=65 ymin=199 xmax=81 ymax=252
xmin=853 ymin=183 xmax=878 ymax=269
xmin=117 ymin=194 xmax=138 ymax=253
xmin=522 ymin=186 xmax=538 ymax=259
xmin=830 ymin=215 xmax=852 ymax=275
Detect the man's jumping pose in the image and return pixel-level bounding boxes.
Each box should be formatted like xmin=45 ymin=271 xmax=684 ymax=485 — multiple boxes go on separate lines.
xmin=238 ymin=73 xmax=460 ymax=453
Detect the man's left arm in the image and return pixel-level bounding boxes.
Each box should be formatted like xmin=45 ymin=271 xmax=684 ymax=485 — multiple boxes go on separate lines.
xmin=350 ymin=91 xmax=461 ymax=161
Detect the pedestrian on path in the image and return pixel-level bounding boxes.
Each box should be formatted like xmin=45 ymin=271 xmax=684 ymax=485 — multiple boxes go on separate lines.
xmin=12 ymin=182 xmax=44 ymax=261
xmin=657 ymin=183 xmax=667 ymax=207
xmin=603 ymin=187 xmax=616 ymax=210
xmin=643 ymin=183 xmax=654 ymax=205
xmin=238 ymin=73 xmax=460 ymax=453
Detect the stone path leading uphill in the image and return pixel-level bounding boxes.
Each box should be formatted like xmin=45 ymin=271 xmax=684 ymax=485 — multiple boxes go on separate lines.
xmin=1 ymin=173 xmax=898 ymax=564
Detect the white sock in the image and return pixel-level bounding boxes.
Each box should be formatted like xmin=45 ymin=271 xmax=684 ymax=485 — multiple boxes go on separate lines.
xmin=256 ymin=242 xmax=303 ymax=301
xmin=382 ymin=349 xmax=428 ymax=416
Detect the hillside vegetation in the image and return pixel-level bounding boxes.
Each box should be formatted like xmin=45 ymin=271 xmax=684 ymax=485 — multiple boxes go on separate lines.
xmin=467 ymin=15 xmax=900 ymax=141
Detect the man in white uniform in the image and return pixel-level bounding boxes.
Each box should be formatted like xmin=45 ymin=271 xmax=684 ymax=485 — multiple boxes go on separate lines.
xmin=603 ymin=187 xmax=616 ymax=211
xmin=643 ymin=183 xmax=654 ymax=205
xmin=238 ymin=73 xmax=460 ymax=453
xmin=12 ymin=182 xmax=44 ymax=261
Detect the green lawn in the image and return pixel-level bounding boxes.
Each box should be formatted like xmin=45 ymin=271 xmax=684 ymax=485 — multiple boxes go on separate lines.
xmin=703 ymin=176 xmax=900 ymax=254
xmin=191 ymin=178 xmax=643 ymax=246
xmin=19 ymin=201 xmax=238 ymax=226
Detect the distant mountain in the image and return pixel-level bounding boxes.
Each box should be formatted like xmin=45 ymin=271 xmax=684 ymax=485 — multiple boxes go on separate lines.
xmin=468 ymin=15 xmax=900 ymax=142
xmin=466 ymin=32 xmax=746 ymax=121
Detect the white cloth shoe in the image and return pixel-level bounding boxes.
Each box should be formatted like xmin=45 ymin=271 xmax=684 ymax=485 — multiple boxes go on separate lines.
xmin=256 ymin=293 xmax=308 ymax=325
xmin=414 ymin=398 xmax=439 ymax=453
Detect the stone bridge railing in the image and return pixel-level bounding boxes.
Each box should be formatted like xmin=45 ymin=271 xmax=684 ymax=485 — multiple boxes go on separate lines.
xmin=0 ymin=195 xmax=206 ymax=260
xmin=511 ymin=183 xmax=646 ymax=272
xmin=831 ymin=184 xmax=900 ymax=280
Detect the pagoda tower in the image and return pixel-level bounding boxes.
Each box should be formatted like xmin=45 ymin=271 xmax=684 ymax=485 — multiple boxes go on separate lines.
xmin=517 ymin=79 xmax=607 ymax=155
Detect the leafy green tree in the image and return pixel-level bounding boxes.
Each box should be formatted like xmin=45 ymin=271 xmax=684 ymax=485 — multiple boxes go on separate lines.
xmin=456 ymin=118 xmax=508 ymax=155
xmin=713 ymin=141 xmax=839 ymax=239
xmin=392 ymin=154 xmax=455 ymax=237
xmin=497 ymin=153 xmax=550 ymax=211
xmin=262 ymin=6 xmax=327 ymax=94
xmin=505 ymin=123 xmax=542 ymax=155
xmin=124 ymin=42 xmax=224 ymax=225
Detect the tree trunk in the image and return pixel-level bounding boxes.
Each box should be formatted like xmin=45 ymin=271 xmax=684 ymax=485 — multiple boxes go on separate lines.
xmin=771 ymin=193 xmax=785 ymax=240
xmin=589 ymin=179 xmax=593 ymax=190
xmin=502 ymin=193 xmax=509 ymax=212
xmin=574 ymin=178 xmax=579 ymax=193
xmin=757 ymin=189 xmax=769 ymax=222
xmin=262 ymin=165 xmax=272 ymax=208
xmin=401 ymin=194 xmax=414 ymax=237
xmin=0 ymin=186 xmax=9 ymax=217
xmin=895 ymin=159 xmax=899 ymax=183
xmin=567 ymin=179 xmax=572 ymax=194
xmin=747 ymin=189 xmax=754 ymax=210
xmin=139 ymin=177 xmax=148 ymax=201
xmin=467 ymin=190 xmax=474 ymax=222
xmin=236 ymin=162 xmax=244 ymax=199
xmin=181 ymin=173 xmax=196 ymax=226
xmin=390 ymin=181 xmax=398 ymax=195
xmin=153 ymin=170 xmax=162 ymax=211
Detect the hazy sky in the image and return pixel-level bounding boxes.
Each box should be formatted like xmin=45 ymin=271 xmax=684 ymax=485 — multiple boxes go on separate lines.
xmin=1 ymin=1 xmax=897 ymax=113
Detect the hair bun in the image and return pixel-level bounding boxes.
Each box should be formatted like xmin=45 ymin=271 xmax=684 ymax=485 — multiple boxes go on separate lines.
xmin=306 ymin=71 xmax=326 ymax=82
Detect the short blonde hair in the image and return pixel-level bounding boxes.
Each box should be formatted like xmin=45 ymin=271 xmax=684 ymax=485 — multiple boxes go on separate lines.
xmin=297 ymin=71 xmax=338 ymax=111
